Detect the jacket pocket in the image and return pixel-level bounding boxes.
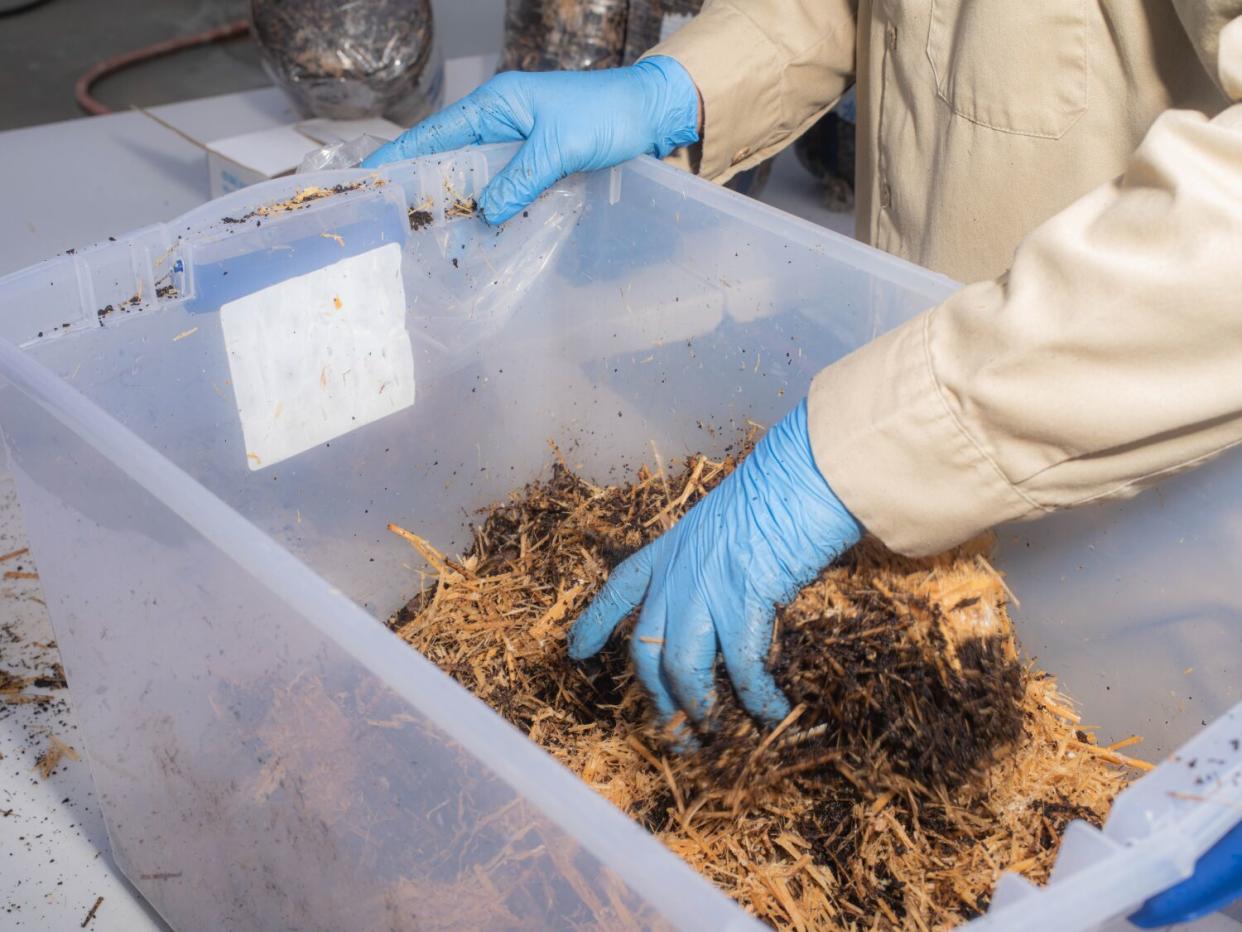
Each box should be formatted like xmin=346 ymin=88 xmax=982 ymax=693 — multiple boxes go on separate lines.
xmin=926 ymin=0 xmax=1089 ymax=139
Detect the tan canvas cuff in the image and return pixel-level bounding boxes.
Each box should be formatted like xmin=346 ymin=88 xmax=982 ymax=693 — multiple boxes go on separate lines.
xmin=807 ymin=311 xmax=1044 ymax=556
xmin=646 ymin=2 xmax=787 ymax=182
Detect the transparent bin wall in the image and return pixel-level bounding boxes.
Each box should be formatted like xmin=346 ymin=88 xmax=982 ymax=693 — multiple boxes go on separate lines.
xmin=6 ymin=146 xmax=1232 ymax=929
xmin=994 ymin=452 xmax=1242 ymax=757
xmin=0 ymin=149 xmax=953 ymax=628
xmin=0 ymin=151 xmax=953 ymax=930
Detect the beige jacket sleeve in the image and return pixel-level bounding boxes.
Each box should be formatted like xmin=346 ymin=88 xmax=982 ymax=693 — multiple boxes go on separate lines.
xmin=649 ymin=0 xmax=857 ymax=182
xmin=809 ymin=15 xmax=1242 ymax=556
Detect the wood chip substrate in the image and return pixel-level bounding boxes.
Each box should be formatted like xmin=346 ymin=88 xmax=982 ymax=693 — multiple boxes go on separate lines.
xmin=388 ymin=445 xmax=1145 ymax=930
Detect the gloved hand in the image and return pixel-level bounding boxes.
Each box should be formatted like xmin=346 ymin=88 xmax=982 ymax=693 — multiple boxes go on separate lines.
xmin=568 ymin=400 xmax=862 ymax=742
xmin=361 ymin=55 xmax=700 ymax=224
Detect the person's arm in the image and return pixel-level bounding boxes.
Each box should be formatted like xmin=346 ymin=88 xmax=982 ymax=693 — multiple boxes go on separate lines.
xmin=571 ymin=12 xmax=1242 ymax=737
xmin=811 ymin=15 xmax=1242 ymax=556
xmin=645 ymin=0 xmax=857 ymax=183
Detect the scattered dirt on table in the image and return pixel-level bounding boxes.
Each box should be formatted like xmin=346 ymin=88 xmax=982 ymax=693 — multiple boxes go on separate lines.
xmin=1 ymin=667 xmax=56 ymax=707
xmin=387 ymin=444 xmax=1143 ymax=929
xmin=33 ymin=735 xmax=78 ymax=780
xmin=32 ymin=663 xmax=67 ymax=691
xmin=80 ymin=895 xmax=103 ymax=928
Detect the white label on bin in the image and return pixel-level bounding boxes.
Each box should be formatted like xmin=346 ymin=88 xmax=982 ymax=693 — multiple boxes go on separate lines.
xmin=220 ymin=242 xmax=414 ymax=470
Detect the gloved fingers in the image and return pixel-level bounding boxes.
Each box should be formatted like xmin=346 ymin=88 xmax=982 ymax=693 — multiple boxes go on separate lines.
xmin=661 ymin=590 xmax=720 ymax=726
xmin=567 ymin=544 xmax=655 ymax=661
xmin=361 ymin=79 xmax=529 ymax=168
xmin=719 ymin=593 xmax=791 ymax=725
xmin=478 ymin=129 xmax=564 ymax=224
xmin=629 ymin=592 xmax=676 ymax=720
xmin=630 ymin=587 xmax=697 ymax=751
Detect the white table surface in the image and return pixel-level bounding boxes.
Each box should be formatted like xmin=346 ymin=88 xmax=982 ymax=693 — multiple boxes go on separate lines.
xmin=0 ymin=55 xmax=848 ymax=931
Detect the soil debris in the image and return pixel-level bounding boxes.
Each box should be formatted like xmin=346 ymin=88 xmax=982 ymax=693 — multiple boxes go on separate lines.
xmin=32 ymin=663 xmax=67 ymax=691
xmin=408 ymin=206 xmax=433 ymax=231
xmin=388 ymin=446 xmax=1138 ymax=929
xmin=0 ymin=667 xmax=58 ymax=706
xmin=0 ymin=668 xmax=28 ymax=696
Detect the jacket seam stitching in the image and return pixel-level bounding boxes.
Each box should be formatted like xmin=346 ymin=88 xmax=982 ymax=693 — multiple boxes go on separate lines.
xmin=719 ymin=0 xmax=854 ymax=155
xmin=1051 ymin=435 xmax=1242 ymax=509
xmin=923 ymin=0 xmax=1090 ymax=140
xmin=719 ymin=0 xmax=854 ymax=64
xmin=932 ymin=99 xmax=1089 ymax=140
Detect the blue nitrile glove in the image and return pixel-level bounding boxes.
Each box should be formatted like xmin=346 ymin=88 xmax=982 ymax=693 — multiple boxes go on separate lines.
xmin=1129 ymin=820 xmax=1242 ymax=927
xmin=568 ymin=400 xmax=862 ymax=741
xmin=361 ymin=55 xmax=700 ymax=225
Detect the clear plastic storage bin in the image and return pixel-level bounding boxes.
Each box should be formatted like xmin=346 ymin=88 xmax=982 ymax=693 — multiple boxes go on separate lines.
xmin=0 ymin=147 xmax=1237 ymax=930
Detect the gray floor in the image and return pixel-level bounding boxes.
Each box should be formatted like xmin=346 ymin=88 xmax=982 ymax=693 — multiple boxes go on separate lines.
xmin=0 ymin=0 xmax=504 ymax=130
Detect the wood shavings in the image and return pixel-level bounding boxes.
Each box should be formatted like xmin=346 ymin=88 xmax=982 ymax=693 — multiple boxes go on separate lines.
xmin=0 ymin=547 xmax=29 ymax=563
xmin=386 ymin=447 xmax=1138 ymax=929
xmin=321 ymin=232 xmax=346 ymax=247
xmin=445 ymin=196 xmax=477 ymax=220
xmin=220 ymin=180 xmax=379 ymax=225
xmin=1 ymin=667 xmax=54 ymax=706
xmin=80 ymin=895 xmax=103 ymax=928
xmin=4 ymin=571 xmax=37 ymax=580
xmin=171 ymin=327 xmax=198 ymax=342
xmin=1 ymin=669 xmax=31 ymax=699
xmin=33 ymin=735 xmax=78 ymax=779
xmin=258 ymin=186 xmax=341 ymax=216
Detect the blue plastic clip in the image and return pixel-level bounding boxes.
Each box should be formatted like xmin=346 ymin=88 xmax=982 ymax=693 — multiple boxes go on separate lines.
xmin=1130 ymin=820 xmax=1242 ymax=927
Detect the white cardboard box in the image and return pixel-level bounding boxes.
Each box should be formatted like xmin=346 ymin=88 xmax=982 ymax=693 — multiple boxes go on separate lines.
xmin=205 ymin=117 xmax=404 ymax=197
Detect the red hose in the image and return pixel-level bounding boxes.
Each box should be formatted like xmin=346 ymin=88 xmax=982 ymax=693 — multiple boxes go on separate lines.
xmin=74 ymin=18 xmax=251 ymax=116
